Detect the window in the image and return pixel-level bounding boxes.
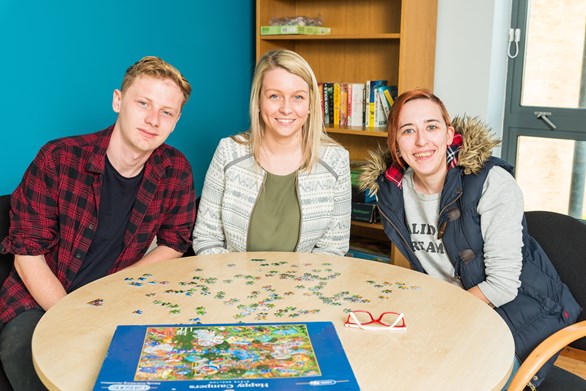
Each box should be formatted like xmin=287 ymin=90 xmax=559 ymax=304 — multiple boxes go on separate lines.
xmin=503 ymin=0 xmax=586 ymax=219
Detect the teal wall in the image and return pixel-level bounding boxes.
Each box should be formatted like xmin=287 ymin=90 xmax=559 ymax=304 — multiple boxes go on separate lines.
xmin=0 ymin=0 xmax=255 ymax=196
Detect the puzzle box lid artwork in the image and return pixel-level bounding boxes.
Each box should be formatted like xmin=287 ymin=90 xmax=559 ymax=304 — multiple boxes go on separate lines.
xmin=93 ymin=321 xmax=359 ymax=390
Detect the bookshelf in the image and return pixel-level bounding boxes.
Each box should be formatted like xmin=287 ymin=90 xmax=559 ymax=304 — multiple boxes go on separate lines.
xmin=256 ymin=0 xmax=437 ymax=267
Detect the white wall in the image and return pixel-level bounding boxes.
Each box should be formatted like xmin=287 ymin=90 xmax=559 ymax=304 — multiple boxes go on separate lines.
xmin=434 ymin=0 xmax=512 ymax=156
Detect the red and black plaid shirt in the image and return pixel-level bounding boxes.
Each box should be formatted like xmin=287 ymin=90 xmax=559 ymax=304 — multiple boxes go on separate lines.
xmin=0 ymin=126 xmax=196 ymax=324
xmin=385 ymin=133 xmax=463 ymax=188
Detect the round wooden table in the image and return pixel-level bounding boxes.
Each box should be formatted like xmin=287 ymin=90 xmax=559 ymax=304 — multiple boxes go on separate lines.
xmin=32 ymin=252 xmax=514 ymax=390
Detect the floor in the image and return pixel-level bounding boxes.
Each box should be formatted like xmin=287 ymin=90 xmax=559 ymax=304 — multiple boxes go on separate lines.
xmin=555 ymin=347 xmax=586 ymax=380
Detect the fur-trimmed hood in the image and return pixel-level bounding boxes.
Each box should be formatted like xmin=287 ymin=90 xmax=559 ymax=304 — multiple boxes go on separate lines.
xmin=359 ymin=115 xmax=500 ymax=195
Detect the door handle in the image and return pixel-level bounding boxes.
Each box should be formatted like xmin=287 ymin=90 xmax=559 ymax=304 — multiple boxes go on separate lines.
xmin=534 ymin=111 xmax=557 ymax=130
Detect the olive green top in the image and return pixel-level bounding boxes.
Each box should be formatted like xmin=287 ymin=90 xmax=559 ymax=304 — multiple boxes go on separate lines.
xmin=247 ymin=171 xmax=301 ymax=251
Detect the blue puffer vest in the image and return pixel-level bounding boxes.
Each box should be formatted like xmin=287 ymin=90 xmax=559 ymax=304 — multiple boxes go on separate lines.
xmin=375 ymin=156 xmax=581 ymax=386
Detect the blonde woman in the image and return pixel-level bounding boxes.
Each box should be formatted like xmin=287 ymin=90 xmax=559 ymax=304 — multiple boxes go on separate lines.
xmin=193 ymin=49 xmax=351 ymax=255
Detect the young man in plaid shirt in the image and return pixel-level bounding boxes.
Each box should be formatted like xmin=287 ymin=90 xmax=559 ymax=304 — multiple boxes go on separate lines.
xmin=0 ymin=56 xmax=197 ymax=390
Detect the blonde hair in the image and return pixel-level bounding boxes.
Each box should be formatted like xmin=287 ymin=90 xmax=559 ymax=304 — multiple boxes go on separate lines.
xmin=244 ymin=49 xmax=336 ymax=171
xmin=122 ymin=56 xmax=192 ymax=108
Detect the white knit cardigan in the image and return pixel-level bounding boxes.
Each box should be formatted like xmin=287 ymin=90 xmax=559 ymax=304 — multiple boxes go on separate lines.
xmin=192 ymin=136 xmax=351 ymax=256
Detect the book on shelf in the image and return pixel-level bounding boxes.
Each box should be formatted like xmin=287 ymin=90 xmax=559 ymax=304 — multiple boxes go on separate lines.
xmin=386 ymin=85 xmax=398 ymax=104
xmin=347 ymin=237 xmax=391 ymax=264
xmin=377 ymin=86 xmax=391 ymax=119
xmin=364 ymin=82 xmax=370 ymax=128
xmin=350 ymin=162 xmax=375 ymax=203
xmin=321 ymin=80 xmax=396 ymax=129
xmin=348 ymin=83 xmax=365 ymax=127
xmin=376 ymin=85 xmax=398 ymax=127
xmin=318 ymin=83 xmax=324 ymax=123
xmin=339 ymin=83 xmax=348 ymax=127
xmin=322 ymin=82 xmax=334 ymax=126
xmin=351 ymin=202 xmax=379 ymax=223
xmin=333 ymin=83 xmax=341 ymax=127
xmin=350 ymin=162 xmax=363 ymax=187
xmin=374 ymin=88 xmax=387 ymax=127
xmin=366 ymin=80 xmax=387 ymax=128
xmin=374 ymin=86 xmax=392 ymax=127
xmin=352 ymin=186 xmax=376 ymax=203
xmin=260 ymin=25 xmax=332 ymax=35
xmin=93 ymin=321 xmax=360 ymax=391
xmin=347 ymin=248 xmax=390 ymax=263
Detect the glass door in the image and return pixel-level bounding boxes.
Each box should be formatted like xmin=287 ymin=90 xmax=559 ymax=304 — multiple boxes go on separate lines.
xmin=502 ymin=0 xmax=586 ymax=219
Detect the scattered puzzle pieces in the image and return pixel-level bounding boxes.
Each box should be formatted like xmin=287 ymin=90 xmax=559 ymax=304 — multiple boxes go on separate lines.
xmin=119 ymin=258 xmax=422 ymax=324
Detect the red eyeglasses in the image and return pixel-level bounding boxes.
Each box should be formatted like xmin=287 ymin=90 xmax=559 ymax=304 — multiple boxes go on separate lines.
xmin=344 ymin=310 xmax=407 ymax=331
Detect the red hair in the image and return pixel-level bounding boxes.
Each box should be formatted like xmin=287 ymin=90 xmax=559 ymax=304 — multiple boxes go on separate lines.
xmin=387 ymin=89 xmax=451 ymax=168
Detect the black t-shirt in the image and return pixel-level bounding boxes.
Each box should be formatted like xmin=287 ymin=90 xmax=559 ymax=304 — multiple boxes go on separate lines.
xmin=69 ymin=156 xmax=144 ymax=291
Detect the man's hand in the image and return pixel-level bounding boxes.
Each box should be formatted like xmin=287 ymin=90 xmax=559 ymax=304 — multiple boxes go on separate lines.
xmin=127 ymin=245 xmax=183 ymax=269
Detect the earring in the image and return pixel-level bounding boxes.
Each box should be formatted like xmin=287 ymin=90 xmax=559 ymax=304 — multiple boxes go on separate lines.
xmin=396 ymin=149 xmax=401 ymax=157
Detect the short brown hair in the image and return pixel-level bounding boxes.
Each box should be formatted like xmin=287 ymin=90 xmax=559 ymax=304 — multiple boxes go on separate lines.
xmin=121 ymin=56 xmax=192 ymax=107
